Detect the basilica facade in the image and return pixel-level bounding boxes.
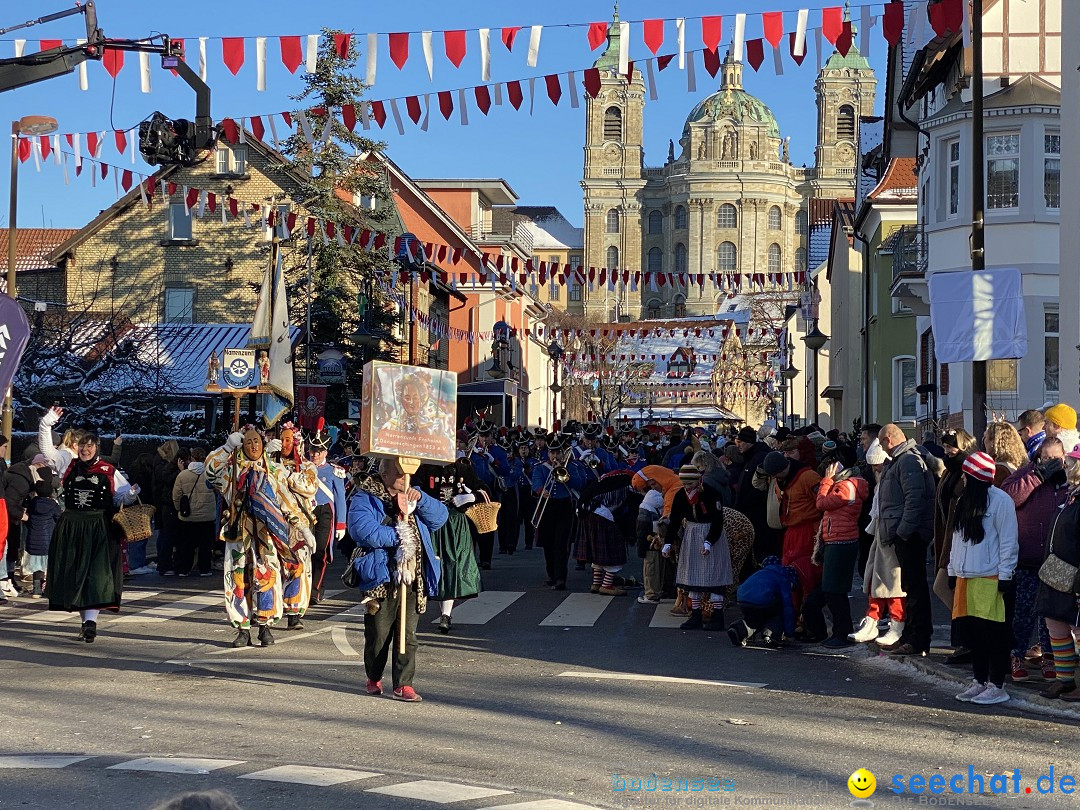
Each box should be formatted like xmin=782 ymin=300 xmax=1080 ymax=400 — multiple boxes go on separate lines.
xmin=577 ymin=19 xmax=877 ymax=320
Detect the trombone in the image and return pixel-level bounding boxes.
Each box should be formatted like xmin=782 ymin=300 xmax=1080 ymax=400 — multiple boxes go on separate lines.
xmin=531 ymin=450 xmax=571 ymax=528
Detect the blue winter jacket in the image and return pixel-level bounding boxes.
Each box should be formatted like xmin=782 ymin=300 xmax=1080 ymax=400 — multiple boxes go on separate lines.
xmin=346 ymin=489 xmax=447 ymax=596
xmin=736 ymin=564 xmax=796 ymax=637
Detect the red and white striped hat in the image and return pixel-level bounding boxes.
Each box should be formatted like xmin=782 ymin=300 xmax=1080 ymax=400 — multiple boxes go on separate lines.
xmin=962 ymin=451 xmax=996 ymax=483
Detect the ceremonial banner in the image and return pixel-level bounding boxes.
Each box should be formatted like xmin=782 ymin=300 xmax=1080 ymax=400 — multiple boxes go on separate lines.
xmin=297 ymin=384 xmax=328 ymax=429
xmin=222 ymin=348 xmax=257 ymax=389
xmin=358 ymin=361 xmax=457 ymax=464
xmin=0 ymin=296 xmax=31 ymax=396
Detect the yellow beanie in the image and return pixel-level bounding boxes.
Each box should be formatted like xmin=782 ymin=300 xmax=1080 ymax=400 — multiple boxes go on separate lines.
xmin=1045 ymin=403 xmax=1077 ymax=430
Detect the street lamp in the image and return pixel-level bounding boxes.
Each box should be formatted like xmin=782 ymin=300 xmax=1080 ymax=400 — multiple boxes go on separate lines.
xmin=548 ymin=340 xmax=563 ymax=427
xmin=777 ymin=382 xmax=789 ymax=426
xmin=802 ymin=321 xmax=828 ymax=428
xmin=5 ymin=114 xmax=58 ymax=457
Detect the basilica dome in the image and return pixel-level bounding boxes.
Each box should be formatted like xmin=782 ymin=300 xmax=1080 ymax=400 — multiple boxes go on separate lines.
xmin=682 ymin=54 xmax=780 ymax=139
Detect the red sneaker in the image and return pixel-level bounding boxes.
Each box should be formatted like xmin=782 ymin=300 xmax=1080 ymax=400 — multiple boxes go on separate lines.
xmin=1009 ymin=655 xmax=1030 ymax=682
xmin=1042 ymin=655 xmax=1057 ymax=681
xmin=392 ymin=685 xmax=423 ymax=702
xmin=366 ymin=679 xmax=383 ymax=696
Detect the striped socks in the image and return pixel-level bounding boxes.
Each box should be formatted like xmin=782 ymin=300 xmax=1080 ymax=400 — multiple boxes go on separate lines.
xmin=1049 ymin=636 xmax=1078 ymax=683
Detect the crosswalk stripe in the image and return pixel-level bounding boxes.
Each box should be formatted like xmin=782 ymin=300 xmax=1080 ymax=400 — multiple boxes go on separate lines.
xmin=648 ymin=605 xmax=689 ymax=628
xmin=365 ymin=780 xmax=513 ymax=803
xmin=12 ymin=590 xmax=161 ymax=624
xmin=539 ymin=592 xmax=613 ymax=627
xmin=113 ymin=591 xmax=221 ymax=623
xmin=107 ymin=757 xmax=245 ymax=774
xmin=327 ymin=603 xmax=369 ymax=624
xmin=331 ymin=626 xmax=359 ymax=657
xmin=558 ymin=671 xmax=767 ymax=688
xmin=238 ymin=765 xmax=381 ymax=786
xmin=430 ymin=591 xmax=525 ymax=625
xmin=0 ymin=755 xmax=94 ymax=769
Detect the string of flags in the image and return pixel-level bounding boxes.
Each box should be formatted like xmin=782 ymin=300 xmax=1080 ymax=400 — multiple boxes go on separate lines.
xmin=6 ymin=2 xmax=953 ymax=93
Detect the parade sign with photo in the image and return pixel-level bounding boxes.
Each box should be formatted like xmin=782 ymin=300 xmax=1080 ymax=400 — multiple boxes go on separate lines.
xmin=222 ymin=348 xmax=257 ymax=389
xmin=358 ymin=361 xmax=457 ymax=464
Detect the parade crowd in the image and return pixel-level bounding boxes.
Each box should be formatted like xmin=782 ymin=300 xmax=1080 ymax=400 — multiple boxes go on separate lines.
xmin=2 ymin=401 xmax=1079 ymax=708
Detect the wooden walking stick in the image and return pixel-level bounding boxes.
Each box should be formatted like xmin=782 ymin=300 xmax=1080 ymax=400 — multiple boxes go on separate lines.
xmin=397 ymin=455 xmax=420 ymax=655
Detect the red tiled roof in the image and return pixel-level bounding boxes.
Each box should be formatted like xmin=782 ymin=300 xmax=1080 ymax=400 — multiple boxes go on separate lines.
xmin=0 ymin=228 xmax=78 ymax=272
xmin=867 ymin=158 xmax=918 ymax=200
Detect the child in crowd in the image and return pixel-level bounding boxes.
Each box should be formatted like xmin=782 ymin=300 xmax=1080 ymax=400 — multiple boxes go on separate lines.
xmin=25 ymin=479 xmax=61 ymax=599
xmin=727 ymin=556 xmax=800 ymax=648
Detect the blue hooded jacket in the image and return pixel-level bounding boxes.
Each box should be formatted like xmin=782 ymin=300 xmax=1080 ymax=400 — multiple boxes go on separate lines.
xmin=347 ymin=488 xmax=447 ymax=595
xmin=736 ymin=560 xmax=798 ymax=637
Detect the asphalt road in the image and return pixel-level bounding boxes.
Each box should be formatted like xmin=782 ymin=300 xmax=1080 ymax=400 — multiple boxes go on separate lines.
xmin=1 ymin=548 xmax=1077 ymax=810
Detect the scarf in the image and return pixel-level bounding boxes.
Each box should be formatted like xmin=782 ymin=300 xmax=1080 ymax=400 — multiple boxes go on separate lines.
xmin=236 ymin=461 xmax=290 ymax=545
xmin=359 ymin=477 xmax=422 ymax=586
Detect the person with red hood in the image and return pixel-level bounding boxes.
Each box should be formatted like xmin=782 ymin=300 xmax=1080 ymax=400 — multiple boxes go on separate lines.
xmin=804 ymin=460 xmax=870 ymax=647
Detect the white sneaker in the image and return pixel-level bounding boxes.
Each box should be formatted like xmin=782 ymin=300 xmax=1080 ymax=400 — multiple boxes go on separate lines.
xmin=970 ymin=684 xmax=1010 ymax=705
xmin=129 ymin=566 xmax=155 ymax=575
xmin=849 ymin=616 xmax=880 ymax=643
xmin=636 ymin=594 xmax=661 ymax=604
xmin=0 ymin=580 xmax=18 ymax=598
xmin=876 ymin=619 xmax=905 ymax=647
xmin=955 ymin=680 xmax=987 ymax=702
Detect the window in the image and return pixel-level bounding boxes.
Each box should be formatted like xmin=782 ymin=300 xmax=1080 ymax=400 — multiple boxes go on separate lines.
xmin=717 ymin=241 xmax=737 ymax=271
xmin=549 ymin=283 xmax=560 ymax=302
xmin=673 ymin=296 xmax=687 ymax=317
xmin=794 ymin=247 xmax=806 ymax=273
xmin=945 ymin=139 xmax=960 ymax=218
xmin=164 ymin=287 xmax=194 ymax=324
xmin=795 ymin=210 xmax=808 ymax=235
xmin=894 ymin=357 xmax=916 ymax=421
xmin=988 ymin=359 xmax=1018 ymax=392
xmin=606 ymin=246 xmax=619 ymax=269
xmin=548 ymin=254 xmax=560 ymax=266
xmin=717 ymin=204 xmax=737 ymax=229
xmin=605 ymin=209 xmax=620 ymax=233
xmin=603 ymin=106 xmax=622 ymax=141
xmin=986 ymin=133 xmax=1020 ymax=210
xmin=768 ymin=243 xmax=782 ymax=274
xmin=768 ymin=206 xmax=782 ymax=230
xmin=674 ymin=205 xmax=688 ymax=230
xmin=215 ymin=145 xmax=247 ymax=175
xmin=648 ymin=247 xmax=663 ymax=272
xmin=1045 ymin=305 xmax=1059 ymax=395
xmin=647 ymin=299 xmax=661 ymax=318
xmin=1045 ymin=133 xmax=1061 ymax=210
xmin=168 ymin=203 xmax=193 ymax=240
xmin=569 ymin=283 xmax=582 ymax=302
xmin=648 ymin=210 xmax=663 ymax=234
xmin=837 ymin=105 xmax=855 ymax=142
xmin=674 ymin=243 xmax=687 ymax=273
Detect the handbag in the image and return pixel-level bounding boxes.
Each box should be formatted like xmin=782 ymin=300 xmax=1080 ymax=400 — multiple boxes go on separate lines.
xmin=464 ymin=490 xmax=501 ymax=534
xmin=179 ymin=473 xmax=200 ymax=519
xmin=1038 ymin=553 xmax=1079 ymax=593
xmin=112 ymin=498 xmax=156 ymax=543
xmin=341 ymin=546 xmax=367 ymax=589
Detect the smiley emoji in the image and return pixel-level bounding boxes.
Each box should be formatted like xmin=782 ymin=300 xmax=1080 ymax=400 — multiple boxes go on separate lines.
xmin=848 ymin=769 xmax=876 ymax=799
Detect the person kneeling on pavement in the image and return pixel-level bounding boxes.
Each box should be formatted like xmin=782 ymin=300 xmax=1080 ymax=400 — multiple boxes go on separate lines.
xmin=728 ymin=556 xmax=799 ymax=648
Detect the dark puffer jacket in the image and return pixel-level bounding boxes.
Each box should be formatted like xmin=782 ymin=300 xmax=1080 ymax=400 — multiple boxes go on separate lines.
xmin=877 ymin=439 xmax=936 ymax=544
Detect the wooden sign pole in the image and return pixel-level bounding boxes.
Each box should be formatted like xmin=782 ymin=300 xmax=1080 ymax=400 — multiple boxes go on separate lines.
xmin=397 ymin=455 xmax=421 ymax=655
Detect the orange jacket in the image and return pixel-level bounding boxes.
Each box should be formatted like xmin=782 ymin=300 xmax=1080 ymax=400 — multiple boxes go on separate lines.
xmin=779 ymin=465 xmax=822 ymax=528
xmin=632 ymin=464 xmax=682 ymax=518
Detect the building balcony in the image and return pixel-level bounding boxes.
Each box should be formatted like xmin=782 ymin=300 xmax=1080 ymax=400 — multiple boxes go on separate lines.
xmin=888 ymin=224 xmax=930 ymax=315
xmin=471 ymin=222 xmax=534 ymax=254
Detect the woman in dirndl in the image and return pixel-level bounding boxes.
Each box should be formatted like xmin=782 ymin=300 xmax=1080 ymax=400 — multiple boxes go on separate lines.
xmin=664 ymin=464 xmax=733 ymax=631
xmin=575 ymin=479 xmax=631 ymax=596
xmin=46 ymin=429 xmax=141 ymax=643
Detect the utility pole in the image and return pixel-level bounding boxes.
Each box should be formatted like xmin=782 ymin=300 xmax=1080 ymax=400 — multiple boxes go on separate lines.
xmin=305 ymin=233 xmax=313 ymax=383
xmin=970 ymin=0 xmax=987 ymax=441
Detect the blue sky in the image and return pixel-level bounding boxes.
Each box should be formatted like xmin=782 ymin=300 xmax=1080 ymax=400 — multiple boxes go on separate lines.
xmin=4 ymin=0 xmax=888 ymax=229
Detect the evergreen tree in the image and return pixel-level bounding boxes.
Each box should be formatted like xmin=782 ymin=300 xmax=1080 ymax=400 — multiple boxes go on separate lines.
xmin=276 ymin=28 xmax=401 ymax=420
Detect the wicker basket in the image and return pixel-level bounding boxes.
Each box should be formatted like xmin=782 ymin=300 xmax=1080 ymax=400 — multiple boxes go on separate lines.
xmin=112 ymin=498 xmax=156 ymax=543
xmin=464 ymin=490 xmax=501 ymax=534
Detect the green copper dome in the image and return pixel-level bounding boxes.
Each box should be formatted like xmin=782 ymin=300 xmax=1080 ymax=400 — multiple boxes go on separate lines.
xmin=682 ymin=55 xmax=779 ymax=139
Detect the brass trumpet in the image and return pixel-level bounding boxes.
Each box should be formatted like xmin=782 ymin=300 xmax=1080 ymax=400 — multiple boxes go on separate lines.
xmin=531 ymin=452 xmax=571 ymax=528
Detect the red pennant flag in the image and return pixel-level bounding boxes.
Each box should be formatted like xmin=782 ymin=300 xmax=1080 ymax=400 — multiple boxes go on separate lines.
xmin=822 ymin=7 xmax=843 ymax=45
xmin=929 ymin=0 xmax=964 ymax=37
xmin=114 ymin=130 xmax=127 ymax=155
xmin=475 ymin=85 xmax=492 ymax=114
xmin=186 ymin=187 xmax=199 ymax=208
xmin=281 ymin=111 xmax=292 ymax=127
xmin=625 ymin=60 xmax=634 ymax=85
xmin=288 ymin=212 xmax=298 ymax=233
xmin=102 ymin=47 xmax=124 ymax=78
xmin=325 ymin=221 xmax=335 ymax=239
xmin=762 ymin=12 xmax=784 ymax=48
xmin=704 ymin=48 xmax=722 ymax=77
xmin=545 ymin=74 xmax=562 ymax=106
xmin=121 ymin=170 xmax=132 ymax=191
xmin=100 ymin=162 xmax=108 ymax=179
xmin=501 ymin=27 xmax=521 ymax=51
xmin=250 ymin=115 xmax=265 ymax=141
xmin=389 ymin=32 xmax=409 ymax=69
xmin=370 ymin=100 xmax=387 ymax=128
xmin=207 ymin=192 xmax=217 ymax=213
xmin=333 ymin=33 xmax=351 ymax=59
xmin=836 ymin=21 xmax=853 ymax=56
xmin=341 ymin=104 xmax=356 ymax=132
xmin=343 ymin=225 xmax=353 ymax=244
xmin=166 ymin=181 xmax=177 ymax=196
xmin=438 ymin=90 xmax=454 ymax=120
xmin=405 ymin=95 xmax=422 ymax=124
xmin=228 ymin=197 xmax=239 ymax=217
xmin=584 ymin=68 xmax=601 ymax=98
xmin=221 ymin=118 xmax=239 ymax=144
xmin=588 ymin=22 xmax=608 ymax=50
xmin=507 ymin=80 xmax=523 ymax=110
xmin=747 ymin=38 xmax=764 ymax=70
xmin=38 ymin=136 xmax=51 ymax=160
xmin=657 ymin=54 xmax=675 ymax=70
xmin=883 ymin=1 xmax=906 ymax=46
xmin=701 ymin=16 xmax=722 ymax=51
xmin=280 ymin=36 xmax=303 ymax=73
xmin=643 ymin=19 xmax=664 ymax=54
xmin=38 ymin=39 xmax=62 ymax=52
xmin=789 ymin=32 xmax=807 ymax=65
xmin=86 ymin=131 xmax=99 ymax=157
xmin=444 ymin=30 xmax=466 ymax=67
xmin=222 ymin=37 xmax=245 ymax=75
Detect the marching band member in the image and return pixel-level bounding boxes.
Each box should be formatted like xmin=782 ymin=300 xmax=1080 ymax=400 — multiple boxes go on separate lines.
xmin=502 ymin=438 xmax=538 ymax=552
xmin=531 ymin=433 xmax=589 ymax=591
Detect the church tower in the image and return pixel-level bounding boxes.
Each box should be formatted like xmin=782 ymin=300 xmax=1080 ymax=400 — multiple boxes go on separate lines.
xmin=811 ymin=26 xmax=877 ymax=200
xmin=580 ymin=12 xmax=647 ymax=321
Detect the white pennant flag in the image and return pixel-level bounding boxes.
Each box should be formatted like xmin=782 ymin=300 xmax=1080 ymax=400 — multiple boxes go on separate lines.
xmin=567 ymin=70 xmax=579 ymax=108
xmin=527 ymin=25 xmax=542 ymax=67
xmin=94 ymin=131 xmax=105 ymax=159
xmin=52 ymin=135 xmax=60 ymax=165
xmin=676 ymin=19 xmax=685 ymax=68
xmin=389 ymin=98 xmax=405 ymax=135
xmin=197 ymin=191 xmax=207 ymax=218
xmin=320 ymin=114 xmax=332 ymax=144
xmin=479 ymin=28 xmax=491 ymax=81
xmin=366 ymin=33 xmax=378 ymax=86
xmin=794 ymin=10 xmax=809 ymax=57
xmin=420 ymin=94 xmax=431 ymax=131
xmin=76 ymin=38 xmax=88 ymax=90
xmin=268 ymin=115 xmax=280 ymax=147
xmin=139 ymin=51 xmax=152 ymax=92
xmin=297 ymin=109 xmax=315 ymax=145
xmin=73 ymin=133 xmax=82 ymax=168
xmin=528 ymin=77 xmax=536 ymax=114
xmin=646 ymin=59 xmax=659 ymax=100
xmin=306 ymin=34 xmax=319 ymax=73
xmin=815 ymin=27 xmax=823 ymax=72
xmin=221 ymin=199 xmax=227 ymax=224
xmin=494 ymin=83 xmax=503 ymax=105
xmin=458 ymin=89 xmax=469 ymax=125
xmin=62 ymin=153 xmax=69 ymax=184
xmin=256 ymin=37 xmax=267 ymax=91
xmin=360 ymin=101 xmax=371 ymax=130
xmin=182 ymin=185 xmax=191 ymax=215
xmin=773 ymin=42 xmax=784 ymax=75
xmin=861 ymin=6 xmax=873 ymax=57
xmin=618 ymin=20 xmax=630 ymax=76
xmin=198 ymin=37 xmax=207 ymax=81
xmin=686 ymin=50 xmax=697 ymax=93
xmin=962 ymin=3 xmax=972 ymax=47
xmin=130 ymin=127 xmax=137 ymax=163
xmin=733 ymin=14 xmax=747 ymax=62
xmin=422 ymin=31 xmax=434 ymax=81
xmin=14 ymin=40 xmax=25 ymax=57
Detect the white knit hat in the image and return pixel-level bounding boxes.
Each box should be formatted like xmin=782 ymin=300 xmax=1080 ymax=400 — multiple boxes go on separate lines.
xmin=865 ymin=439 xmax=887 ymax=465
